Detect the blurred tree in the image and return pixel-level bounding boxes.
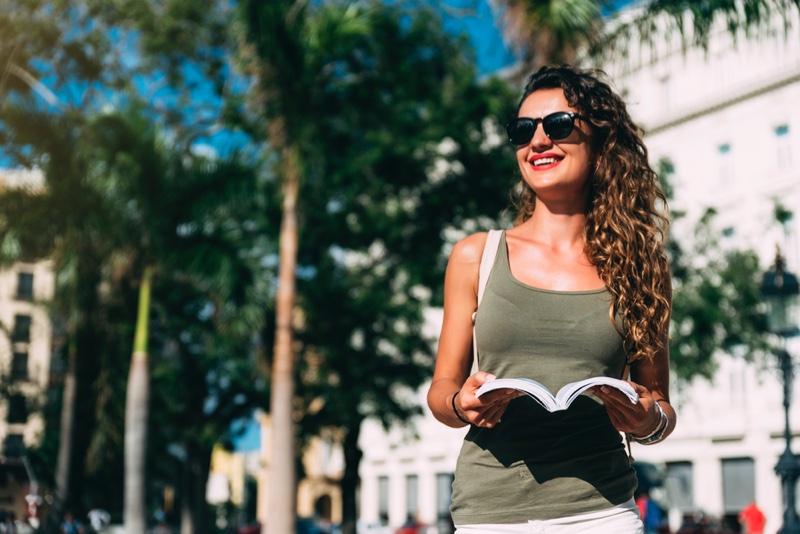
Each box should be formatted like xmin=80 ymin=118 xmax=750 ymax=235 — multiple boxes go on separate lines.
xmin=238 ymin=2 xmax=518 ymax=533
xmin=657 ymin=161 xmax=770 ymax=383
xmin=4 ymin=2 xmax=517 ymax=533
xmin=146 ymin=276 xmax=270 ymax=534
xmin=667 ymin=209 xmax=770 ymax=381
xmin=488 ymin=0 xmax=800 ymax=71
xmin=85 ymin=106 xmax=267 ymax=533
xmin=0 ymin=109 xmax=116 ymax=530
xmin=235 ymin=1 xmax=389 ymax=531
xmin=0 ymin=2 xmax=127 ymax=526
xmin=493 ymin=0 xmax=607 ymax=69
xmin=0 ymin=102 xmax=267 ymax=533
xmin=1 ymin=1 xmax=260 ymax=530
xmin=125 ymin=266 xmax=152 ymax=533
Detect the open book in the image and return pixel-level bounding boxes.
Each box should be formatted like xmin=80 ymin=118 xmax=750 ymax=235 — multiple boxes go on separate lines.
xmin=475 ymin=376 xmax=639 ymax=412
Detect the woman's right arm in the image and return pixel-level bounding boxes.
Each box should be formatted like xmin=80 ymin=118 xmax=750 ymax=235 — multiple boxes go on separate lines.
xmin=427 ymin=233 xmax=515 ymax=428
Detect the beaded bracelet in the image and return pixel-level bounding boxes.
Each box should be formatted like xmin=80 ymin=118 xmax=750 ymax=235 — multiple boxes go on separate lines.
xmin=451 ymin=393 xmax=471 ymax=425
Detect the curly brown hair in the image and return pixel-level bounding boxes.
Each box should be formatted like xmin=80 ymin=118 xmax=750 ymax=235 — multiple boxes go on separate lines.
xmin=511 ymin=65 xmax=671 ymax=362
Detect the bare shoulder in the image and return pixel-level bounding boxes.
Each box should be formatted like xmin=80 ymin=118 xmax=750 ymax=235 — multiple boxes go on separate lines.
xmin=449 ymin=232 xmax=490 ymax=267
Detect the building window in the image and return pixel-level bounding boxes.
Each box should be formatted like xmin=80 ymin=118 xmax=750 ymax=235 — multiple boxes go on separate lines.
xmin=718 ymin=143 xmax=733 ymax=184
xmin=7 ymin=393 xmax=27 ymax=424
xmin=406 ymin=474 xmax=418 ymax=522
xmin=16 ymin=272 xmax=34 ymax=301
xmin=12 ymin=314 xmax=32 ymax=343
xmin=776 ymin=124 xmax=792 ymax=167
xmin=11 ymin=351 xmax=28 ymax=381
xmin=722 ymin=458 xmax=755 ymax=514
xmin=2 ymin=434 xmax=24 ymax=457
xmin=665 ymin=461 xmax=694 ymax=512
xmin=378 ymin=476 xmax=389 ymax=524
xmin=436 ymin=473 xmax=454 ymax=531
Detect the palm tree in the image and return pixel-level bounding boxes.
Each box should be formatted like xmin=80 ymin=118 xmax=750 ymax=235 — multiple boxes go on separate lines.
xmin=489 ymin=0 xmax=800 ymax=70
xmin=2 ymin=1 xmax=263 ymax=528
xmin=236 ymin=2 xmax=373 ymax=532
xmin=124 ymin=266 xmax=152 ymax=533
xmin=1 ymin=4 xmax=126 ymax=524
xmin=85 ymin=105 xmax=263 ymax=533
xmin=0 ymin=108 xmax=116 ymax=532
xmin=492 ymin=0 xmax=606 ymax=68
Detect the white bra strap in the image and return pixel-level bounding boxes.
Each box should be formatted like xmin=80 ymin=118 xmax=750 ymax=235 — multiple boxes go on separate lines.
xmin=471 ymin=230 xmax=503 ymax=372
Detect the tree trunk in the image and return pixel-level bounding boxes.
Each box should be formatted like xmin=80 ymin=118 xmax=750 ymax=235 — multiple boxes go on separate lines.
xmin=46 ymin=335 xmax=77 ymax=533
xmin=124 ymin=266 xmax=153 ymax=533
xmin=340 ymin=422 xmax=363 ymax=534
xmin=46 ymin=257 xmax=104 ymax=532
xmin=179 ymin=444 xmax=212 ymax=534
xmin=264 ymin=146 xmax=301 ymax=534
xmin=180 ymin=474 xmax=192 ymax=534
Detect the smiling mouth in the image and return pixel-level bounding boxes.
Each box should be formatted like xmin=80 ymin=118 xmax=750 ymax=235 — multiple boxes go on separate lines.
xmin=531 ymin=157 xmax=559 ymax=166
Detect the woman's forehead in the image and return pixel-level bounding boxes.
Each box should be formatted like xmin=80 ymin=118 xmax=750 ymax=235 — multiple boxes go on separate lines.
xmin=518 ymin=88 xmax=577 ymax=117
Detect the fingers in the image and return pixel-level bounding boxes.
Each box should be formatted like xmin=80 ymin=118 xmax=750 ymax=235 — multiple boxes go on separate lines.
xmin=593 ymin=382 xmax=657 ymax=434
xmin=480 ymin=388 xmax=520 ymax=404
xmin=466 ymin=371 xmax=497 ymax=389
xmin=454 ymin=371 xmax=518 ymax=428
xmin=474 ymin=400 xmax=509 ymax=428
xmin=457 ymin=390 xmax=514 ymax=428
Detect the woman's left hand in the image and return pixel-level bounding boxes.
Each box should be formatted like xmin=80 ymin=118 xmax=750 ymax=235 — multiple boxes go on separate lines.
xmin=591 ymin=381 xmax=662 ymax=437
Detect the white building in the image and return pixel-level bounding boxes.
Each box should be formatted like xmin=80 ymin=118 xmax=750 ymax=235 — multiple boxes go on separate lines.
xmin=0 ymin=169 xmax=54 ymax=522
xmin=603 ymin=6 xmax=800 ymax=533
xmin=358 ymin=8 xmax=800 ymax=534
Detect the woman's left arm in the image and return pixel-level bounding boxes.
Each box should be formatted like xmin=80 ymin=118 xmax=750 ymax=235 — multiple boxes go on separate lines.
xmin=593 ymin=276 xmax=676 ymax=442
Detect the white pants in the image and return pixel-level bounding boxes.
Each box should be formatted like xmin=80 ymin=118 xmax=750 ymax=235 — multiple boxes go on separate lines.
xmin=455 ymin=498 xmax=643 ymax=534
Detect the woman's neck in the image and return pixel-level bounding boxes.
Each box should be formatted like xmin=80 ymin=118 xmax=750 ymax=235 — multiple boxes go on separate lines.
xmin=518 ymin=207 xmax=587 ymax=251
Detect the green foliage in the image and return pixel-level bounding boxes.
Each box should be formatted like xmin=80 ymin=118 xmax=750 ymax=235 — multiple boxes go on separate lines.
xmin=2 ymin=0 xmax=264 ymax=527
xmin=0 ymin=97 xmax=269 ymax=526
xmin=238 ymin=1 xmax=518 ymax=530
xmin=489 ymin=0 xmax=800 ymax=73
xmin=636 ymin=0 xmax=793 ymax=48
xmin=83 ymin=106 xmax=270 ymax=530
xmin=497 ymin=0 xmax=608 ymax=67
xmin=236 ymin=0 xmax=519 ymax=433
xmin=592 ymin=0 xmax=800 ymax=67
xmin=773 ymin=201 xmax=793 ymax=226
xmin=668 ymin=208 xmax=770 ymax=381
xmin=656 ymin=164 xmax=771 ymax=383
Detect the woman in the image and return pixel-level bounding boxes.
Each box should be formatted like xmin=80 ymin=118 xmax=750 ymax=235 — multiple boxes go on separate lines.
xmin=427 ymin=65 xmax=675 ymax=533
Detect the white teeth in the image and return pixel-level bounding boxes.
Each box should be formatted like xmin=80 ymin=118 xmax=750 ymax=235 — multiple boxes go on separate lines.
xmin=532 ymin=157 xmax=557 ymax=166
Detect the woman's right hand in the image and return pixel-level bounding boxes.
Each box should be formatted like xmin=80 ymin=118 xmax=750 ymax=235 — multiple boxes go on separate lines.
xmin=453 ymin=372 xmax=520 ymax=428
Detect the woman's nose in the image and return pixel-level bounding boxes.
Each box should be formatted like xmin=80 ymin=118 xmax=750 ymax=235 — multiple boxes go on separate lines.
xmin=529 ymin=122 xmax=552 ymax=149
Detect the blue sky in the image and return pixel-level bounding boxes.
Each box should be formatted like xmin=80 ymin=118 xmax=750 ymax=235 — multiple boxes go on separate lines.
xmin=441 ymin=0 xmax=637 ymax=75
xmin=439 ymin=0 xmax=518 ymax=75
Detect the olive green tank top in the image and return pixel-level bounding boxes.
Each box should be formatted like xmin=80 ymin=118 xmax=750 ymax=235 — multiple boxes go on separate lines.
xmin=450 ymin=232 xmax=637 ymax=525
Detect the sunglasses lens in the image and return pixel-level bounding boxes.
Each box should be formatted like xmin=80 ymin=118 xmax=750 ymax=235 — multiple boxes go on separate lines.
xmin=543 ymin=113 xmax=575 ymax=140
xmin=507 ymin=119 xmax=535 ymax=145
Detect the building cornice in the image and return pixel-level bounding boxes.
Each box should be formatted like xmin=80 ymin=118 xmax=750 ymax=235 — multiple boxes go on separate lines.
xmin=643 ymin=66 xmax=800 ymax=136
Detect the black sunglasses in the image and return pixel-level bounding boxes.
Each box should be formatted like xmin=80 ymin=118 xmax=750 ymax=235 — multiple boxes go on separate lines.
xmin=505 ymin=112 xmax=586 ymax=145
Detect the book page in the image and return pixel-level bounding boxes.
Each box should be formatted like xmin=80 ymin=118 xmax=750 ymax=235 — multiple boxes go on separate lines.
xmin=476 ymin=376 xmax=639 ymax=412
xmin=474 ymin=378 xmax=558 ymax=411
xmin=555 ymin=377 xmax=639 ymax=409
